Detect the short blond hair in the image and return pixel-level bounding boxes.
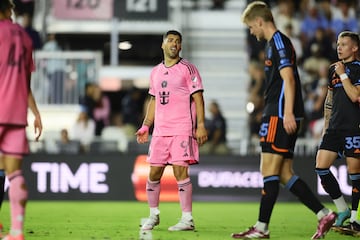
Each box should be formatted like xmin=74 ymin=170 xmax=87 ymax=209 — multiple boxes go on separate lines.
xmin=241 ymin=1 xmax=274 ymax=24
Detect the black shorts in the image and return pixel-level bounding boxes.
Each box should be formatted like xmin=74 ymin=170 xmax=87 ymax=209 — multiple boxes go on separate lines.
xmin=259 ymin=116 xmax=300 ymax=158
xmin=319 ymin=129 xmax=360 ymax=158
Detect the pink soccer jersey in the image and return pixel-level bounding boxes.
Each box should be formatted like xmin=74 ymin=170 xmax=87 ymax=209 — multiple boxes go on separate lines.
xmin=149 ymin=58 xmax=204 ymax=137
xmin=0 ymin=19 xmax=34 ymax=126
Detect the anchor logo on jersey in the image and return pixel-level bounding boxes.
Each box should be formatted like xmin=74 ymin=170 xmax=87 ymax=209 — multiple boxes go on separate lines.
xmin=159 ymin=91 xmax=170 ymax=105
xmin=159 ymin=81 xmax=169 ymax=105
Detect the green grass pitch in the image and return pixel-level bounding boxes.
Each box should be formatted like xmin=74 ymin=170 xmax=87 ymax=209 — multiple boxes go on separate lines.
xmin=0 ymin=201 xmax=355 ymax=239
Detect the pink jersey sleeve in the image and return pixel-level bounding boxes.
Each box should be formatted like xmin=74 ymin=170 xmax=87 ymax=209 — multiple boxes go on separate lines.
xmin=182 ymin=59 xmax=204 ymax=94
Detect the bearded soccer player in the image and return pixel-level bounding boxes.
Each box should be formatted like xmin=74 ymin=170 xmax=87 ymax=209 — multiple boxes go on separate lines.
xmin=136 ymin=30 xmax=207 ymax=232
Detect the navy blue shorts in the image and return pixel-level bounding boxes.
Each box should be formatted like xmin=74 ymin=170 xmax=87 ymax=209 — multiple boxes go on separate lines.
xmin=319 ymin=129 xmax=360 ymax=158
xmin=259 ymin=116 xmax=300 ymax=159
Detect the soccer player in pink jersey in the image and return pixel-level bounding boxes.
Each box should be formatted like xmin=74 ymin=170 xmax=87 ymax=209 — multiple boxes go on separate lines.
xmin=136 ymin=30 xmax=208 ymax=231
xmin=0 ymin=1 xmax=42 ymax=239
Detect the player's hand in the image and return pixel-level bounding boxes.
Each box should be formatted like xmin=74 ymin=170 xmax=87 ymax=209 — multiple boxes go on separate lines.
xmin=334 ymin=61 xmax=345 ymax=76
xmin=283 ymin=113 xmax=297 ymax=135
xmin=135 ymin=125 xmax=149 ymax=144
xmin=33 ymin=114 xmax=43 ymax=142
xmin=196 ymin=126 xmax=208 ymax=146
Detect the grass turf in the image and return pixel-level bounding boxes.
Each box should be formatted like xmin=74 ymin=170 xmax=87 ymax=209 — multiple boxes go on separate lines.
xmin=0 ymin=201 xmax=355 ymax=240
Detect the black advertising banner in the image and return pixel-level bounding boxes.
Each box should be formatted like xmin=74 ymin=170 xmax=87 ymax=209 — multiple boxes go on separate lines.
xmin=16 ymin=153 xmax=350 ymax=202
xmin=21 ymin=153 xmax=135 ymax=200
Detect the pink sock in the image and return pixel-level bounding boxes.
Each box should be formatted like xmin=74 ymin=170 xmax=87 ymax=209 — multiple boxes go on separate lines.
xmin=177 ymin=178 xmax=192 ymax=212
xmin=8 ymin=170 xmax=28 ymax=233
xmin=146 ymin=180 xmax=160 ymax=208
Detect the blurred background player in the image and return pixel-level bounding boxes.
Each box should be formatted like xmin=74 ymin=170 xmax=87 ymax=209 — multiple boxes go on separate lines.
xmin=136 ymin=30 xmax=207 ymax=232
xmin=201 ymin=100 xmax=230 ymax=155
xmin=0 ymin=0 xmax=43 ymax=239
xmin=231 ymin=2 xmax=336 ymax=239
xmin=315 ymin=31 xmax=360 ymax=235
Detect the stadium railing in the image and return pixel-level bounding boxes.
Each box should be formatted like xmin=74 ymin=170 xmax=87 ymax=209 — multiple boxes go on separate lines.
xmin=32 ymin=50 xmax=102 ymax=105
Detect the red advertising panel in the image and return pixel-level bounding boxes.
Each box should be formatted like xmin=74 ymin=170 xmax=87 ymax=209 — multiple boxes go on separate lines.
xmin=53 ymin=0 xmax=114 ymax=20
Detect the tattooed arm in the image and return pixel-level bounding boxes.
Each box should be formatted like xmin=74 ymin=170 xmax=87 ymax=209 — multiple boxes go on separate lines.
xmin=322 ymin=88 xmax=332 ymax=136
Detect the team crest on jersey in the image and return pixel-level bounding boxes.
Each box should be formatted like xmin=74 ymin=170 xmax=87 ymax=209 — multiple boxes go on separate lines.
xmin=161 ymin=81 xmax=167 ymax=88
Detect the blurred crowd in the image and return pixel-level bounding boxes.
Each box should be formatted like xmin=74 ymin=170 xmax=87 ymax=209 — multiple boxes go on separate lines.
xmin=53 ymin=83 xmax=148 ymax=154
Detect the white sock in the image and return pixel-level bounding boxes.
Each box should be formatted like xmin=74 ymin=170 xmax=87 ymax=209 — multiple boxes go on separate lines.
xmin=351 ymin=210 xmax=357 ymax=222
xmin=316 ymin=208 xmax=330 ymax=220
xmin=333 ymin=196 xmax=348 ymax=212
xmin=10 ymin=230 xmax=22 ymax=236
xmin=182 ymin=211 xmax=192 ymax=220
xmin=150 ymin=207 xmax=160 ymax=216
xmin=255 ymin=221 xmax=268 ymax=232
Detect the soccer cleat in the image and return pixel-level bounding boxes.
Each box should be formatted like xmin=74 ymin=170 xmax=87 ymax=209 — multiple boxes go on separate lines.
xmin=140 ymin=214 xmax=160 ymax=230
xmin=231 ymin=226 xmax=270 ymax=239
xmin=311 ymin=211 xmax=337 ymax=239
xmin=1 ymin=234 xmax=24 ymax=240
xmin=168 ymin=218 xmax=195 ymax=231
xmin=332 ymin=221 xmax=360 ymax=236
xmin=333 ymin=208 xmax=350 ymax=227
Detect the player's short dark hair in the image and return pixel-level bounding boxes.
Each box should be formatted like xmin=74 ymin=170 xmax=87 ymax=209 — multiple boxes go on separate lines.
xmin=339 ymin=31 xmax=360 ymax=48
xmin=163 ymin=30 xmax=182 ymax=43
xmin=0 ymin=0 xmax=14 ymax=14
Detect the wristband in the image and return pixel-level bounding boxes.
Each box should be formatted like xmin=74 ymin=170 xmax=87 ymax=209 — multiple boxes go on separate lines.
xmin=137 ymin=125 xmax=149 ymax=134
xmin=340 ymin=73 xmax=348 ymax=81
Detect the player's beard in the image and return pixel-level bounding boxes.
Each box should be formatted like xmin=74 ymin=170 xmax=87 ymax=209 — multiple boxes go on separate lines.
xmin=167 ymin=49 xmax=179 ymax=59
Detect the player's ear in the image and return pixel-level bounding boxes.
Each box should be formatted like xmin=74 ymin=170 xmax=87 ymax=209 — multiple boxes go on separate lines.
xmin=352 ymin=45 xmax=358 ymax=54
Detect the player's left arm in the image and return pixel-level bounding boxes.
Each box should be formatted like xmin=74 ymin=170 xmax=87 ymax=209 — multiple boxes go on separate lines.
xmin=342 ymin=81 xmax=360 ymax=103
xmin=192 ymin=91 xmax=208 ymax=146
xmin=280 ymin=66 xmax=297 ymax=135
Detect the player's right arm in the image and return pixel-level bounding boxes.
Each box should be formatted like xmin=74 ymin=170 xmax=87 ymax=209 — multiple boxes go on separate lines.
xmin=142 ymin=96 xmax=155 ymax=127
xmin=136 ymin=96 xmax=155 ymax=144
xmin=280 ymin=66 xmax=297 ymax=135
xmin=322 ymin=88 xmax=332 ymax=136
